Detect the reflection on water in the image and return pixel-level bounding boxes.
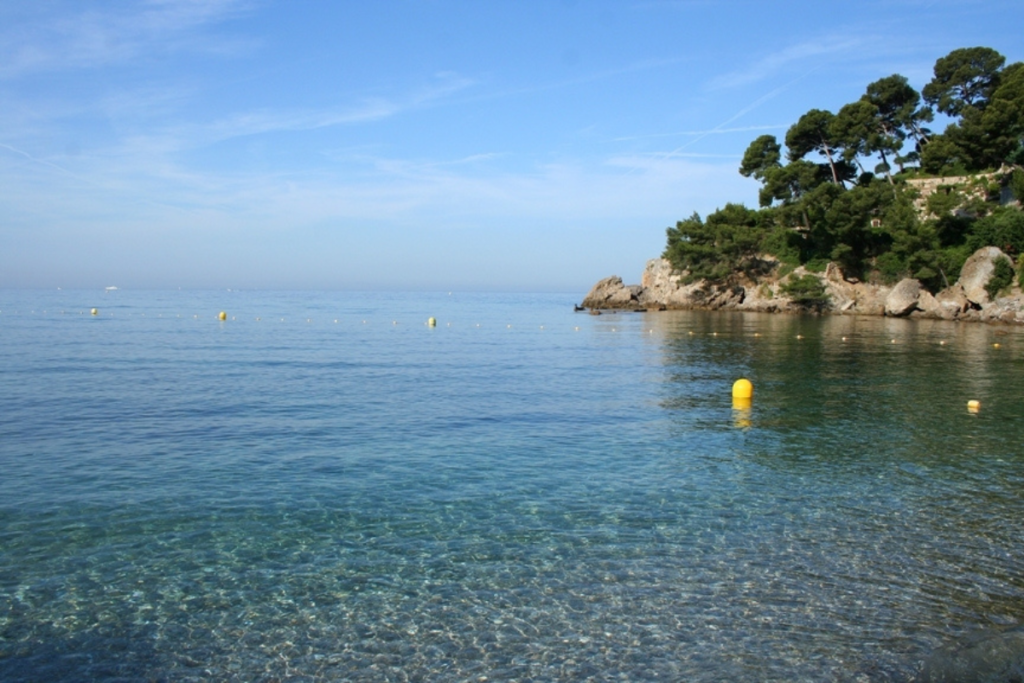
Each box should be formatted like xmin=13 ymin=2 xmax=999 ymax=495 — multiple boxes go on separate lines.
xmin=1 ymin=293 xmax=1023 ymax=681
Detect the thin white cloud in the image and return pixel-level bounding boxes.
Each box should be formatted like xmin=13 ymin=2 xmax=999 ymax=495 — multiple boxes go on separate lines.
xmin=614 ymin=124 xmax=787 ymax=142
xmin=109 ymin=72 xmax=477 ymax=156
xmin=0 ymin=142 xmax=81 ymax=177
xmin=0 ymin=0 xmax=253 ymax=79
xmin=708 ymin=37 xmax=864 ymax=90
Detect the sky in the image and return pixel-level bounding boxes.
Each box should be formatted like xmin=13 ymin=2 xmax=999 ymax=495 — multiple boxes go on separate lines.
xmin=2 ymin=0 xmax=1022 ymax=292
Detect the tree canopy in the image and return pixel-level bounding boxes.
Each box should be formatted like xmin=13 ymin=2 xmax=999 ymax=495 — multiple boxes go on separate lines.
xmin=663 ymin=46 xmax=1024 ymax=297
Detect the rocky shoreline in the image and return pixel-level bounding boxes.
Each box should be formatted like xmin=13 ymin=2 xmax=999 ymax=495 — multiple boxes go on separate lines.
xmin=582 ymin=247 xmax=1024 ymax=324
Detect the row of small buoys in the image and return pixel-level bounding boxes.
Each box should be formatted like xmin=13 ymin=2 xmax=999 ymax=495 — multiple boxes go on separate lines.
xmin=69 ymin=312 xmax=1012 ymax=352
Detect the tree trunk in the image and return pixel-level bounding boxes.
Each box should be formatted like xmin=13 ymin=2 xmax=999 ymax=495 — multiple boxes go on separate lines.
xmin=878 ymin=149 xmax=895 ymax=185
xmin=822 ymin=143 xmax=840 ymax=185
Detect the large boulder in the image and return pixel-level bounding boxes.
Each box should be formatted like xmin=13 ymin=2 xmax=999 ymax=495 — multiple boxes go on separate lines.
xmin=958 ymin=247 xmax=1012 ymax=305
xmin=917 ymin=289 xmax=941 ymax=317
xmin=916 ymin=627 xmax=1024 ymax=682
xmin=885 ymin=278 xmax=923 ymax=316
xmin=639 ymin=258 xmax=688 ymax=307
xmin=935 ymin=284 xmax=973 ymax=319
xmin=580 ymin=276 xmax=641 ymax=309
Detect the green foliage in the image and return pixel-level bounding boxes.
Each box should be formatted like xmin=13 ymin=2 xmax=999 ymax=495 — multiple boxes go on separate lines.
xmin=781 ymin=274 xmax=830 ymax=307
xmin=967 ymin=207 xmax=1024 ymax=256
xmin=986 ymin=257 xmax=1015 ymax=299
xmin=784 ymin=109 xmax=854 ymax=185
xmin=874 ymin=251 xmax=906 ymax=284
xmin=924 ymin=58 xmax=1024 ymax=172
xmin=925 ymin=184 xmax=965 ymax=217
xmin=663 ymin=204 xmax=768 ymax=282
xmin=759 ymin=223 xmax=801 ymax=267
xmin=739 ymin=135 xmax=782 ymax=181
xmin=922 ymin=47 xmax=1005 ymax=116
xmin=661 ymin=46 xmax=1024 ymax=297
xmin=1011 ymin=169 xmax=1024 ymax=203
xmin=920 ymin=133 xmax=967 ymax=175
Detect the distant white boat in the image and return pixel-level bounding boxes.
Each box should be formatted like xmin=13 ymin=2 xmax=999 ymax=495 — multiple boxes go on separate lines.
xmin=105 ymin=286 xmax=118 ymax=292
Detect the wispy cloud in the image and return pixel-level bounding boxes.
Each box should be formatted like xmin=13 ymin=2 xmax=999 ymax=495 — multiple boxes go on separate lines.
xmin=614 ymin=124 xmax=786 ymax=142
xmin=708 ymin=37 xmax=864 ymax=90
xmin=0 ymin=0 xmax=253 ymax=79
xmin=107 ymin=71 xmax=477 ymax=157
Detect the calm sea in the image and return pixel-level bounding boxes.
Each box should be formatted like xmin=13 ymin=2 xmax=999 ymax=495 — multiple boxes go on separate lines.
xmin=1 ymin=289 xmax=1023 ymax=682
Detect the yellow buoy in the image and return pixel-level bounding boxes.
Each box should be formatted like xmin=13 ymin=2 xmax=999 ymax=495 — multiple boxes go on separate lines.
xmin=428 ymin=317 xmax=437 ymax=327
xmin=967 ymin=399 xmax=981 ymax=413
xmin=732 ymin=378 xmax=753 ymax=400
xmin=90 ymin=308 xmax=98 ymax=316
xmin=732 ymin=396 xmax=753 ymax=419
xmin=218 ymin=311 xmax=227 ymax=321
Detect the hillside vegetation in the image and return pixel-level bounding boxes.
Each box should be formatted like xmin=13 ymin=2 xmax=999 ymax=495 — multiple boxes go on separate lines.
xmin=664 ymin=47 xmax=1024 ymax=296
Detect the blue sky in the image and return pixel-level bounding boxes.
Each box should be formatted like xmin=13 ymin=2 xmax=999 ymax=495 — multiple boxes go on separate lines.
xmin=2 ymin=0 xmax=1021 ymax=291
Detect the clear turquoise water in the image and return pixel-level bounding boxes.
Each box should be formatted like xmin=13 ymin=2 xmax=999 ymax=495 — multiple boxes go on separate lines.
xmin=2 ymin=290 xmax=1023 ymax=681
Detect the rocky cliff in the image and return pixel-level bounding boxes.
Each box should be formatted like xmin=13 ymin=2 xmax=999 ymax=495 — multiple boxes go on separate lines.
xmin=582 ymin=247 xmax=1024 ymax=324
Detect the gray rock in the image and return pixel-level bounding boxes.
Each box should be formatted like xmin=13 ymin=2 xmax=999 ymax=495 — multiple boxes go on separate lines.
xmin=935 ymin=284 xmax=972 ymax=319
xmin=917 ymin=289 xmax=941 ymax=316
xmin=824 ymin=277 xmax=889 ymax=316
xmin=885 ymin=278 xmax=922 ymax=316
xmin=916 ymin=627 xmax=1024 ymax=682
xmin=639 ymin=258 xmax=690 ymax=308
xmin=581 ymin=250 xmax=1024 ymax=324
xmin=581 ymin=276 xmax=640 ymax=309
xmin=958 ymin=247 xmax=1011 ymax=305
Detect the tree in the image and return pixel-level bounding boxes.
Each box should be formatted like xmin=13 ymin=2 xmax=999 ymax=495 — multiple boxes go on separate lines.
xmin=739 ymin=135 xmax=782 ymax=182
xmin=864 ymin=74 xmax=932 ymax=166
xmin=663 ymin=204 xmax=768 ymax=281
xmin=931 ymin=62 xmax=1024 ymax=172
xmin=785 ymin=109 xmax=847 ymax=184
xmin=740 ymin=135 xmax=829 ymax=208
xmin=920 ymin=132 xmax=968 ymax=175
xmin=760 ymin=160 xmax=830 ymax=208
xmin=833 ymin=100 xmax=900 ymax=184
xmin=975 ymin=61 xmax=1024 ymax=168
xmin=922 ymin=46 xmax=1005 ymax=117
